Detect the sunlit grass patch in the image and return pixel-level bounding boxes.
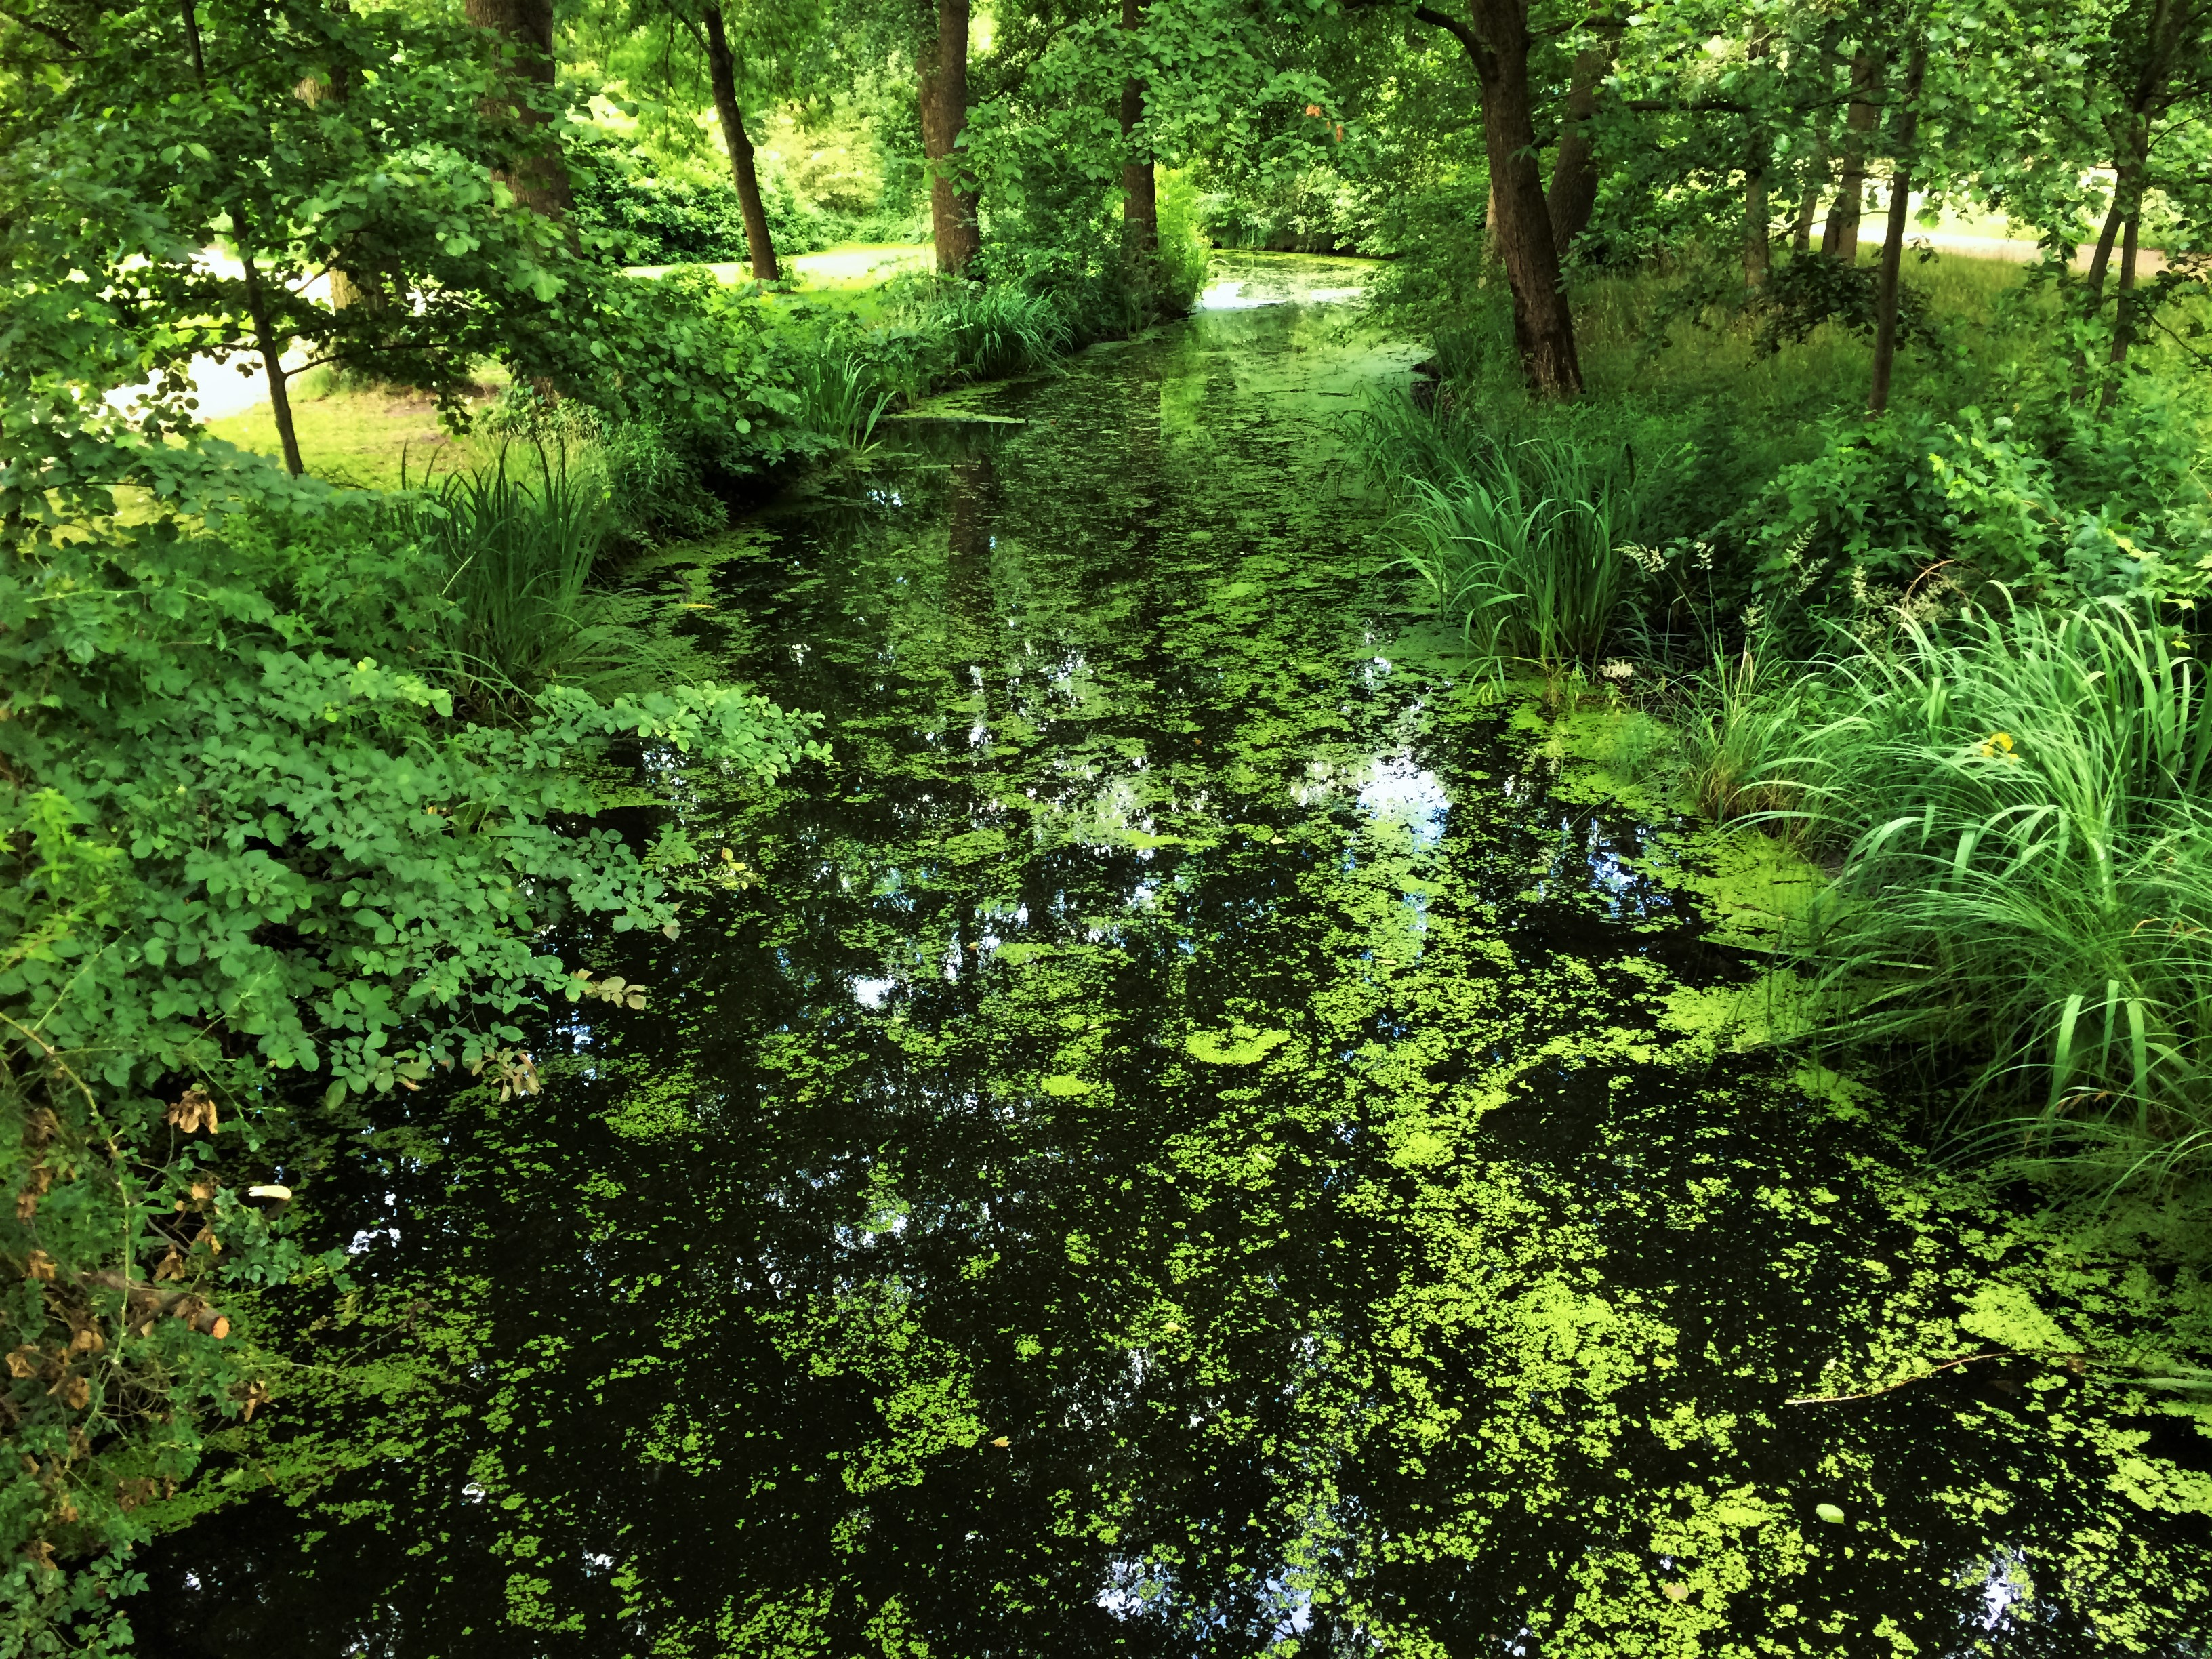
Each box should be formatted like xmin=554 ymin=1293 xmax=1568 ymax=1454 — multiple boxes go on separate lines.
xmin=207 ymin=375 xmax=499 ymax=488
xmin=1572 ymin=247 xmax=2043 ymax=413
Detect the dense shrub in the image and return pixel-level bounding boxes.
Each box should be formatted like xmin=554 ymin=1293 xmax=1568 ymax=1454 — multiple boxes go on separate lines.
xmin=0 ymin=422 xmax=823 ymax=1650
xmin=523 ymin=266 xmax=834 ymax=485
xmin=569 ymin=144 xmax=834 ymax=267
xmin=1724 ymin=393 xmax=2212 ymax=643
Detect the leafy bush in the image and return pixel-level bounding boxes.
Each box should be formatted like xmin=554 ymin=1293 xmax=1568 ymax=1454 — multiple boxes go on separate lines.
xmin=1768 ymin=600 xmax=2212 ymax=1188
xmin=1632 ymin=249 xmax=1943 ymax=365
xmin=0 ymin=422 xmax=823 ymax=1650
xmin=595 ymin=418 xmax=731 ymax=544
xmin=1736 ymin=395 xmax=2212 ymax=639
xmin=1362 ymin=187 xmax=1491 ymax=342
xmin=523 ymin=266 xmax=834 ymax=486
xmin=569 ymin=143 xmax=832 ymax=267
xmin=1748 ymin=250 xmax=1941 ymax=357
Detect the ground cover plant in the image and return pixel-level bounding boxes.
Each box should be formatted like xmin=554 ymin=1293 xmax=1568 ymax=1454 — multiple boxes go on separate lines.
xmin=0 ymin=413 xmax=825 ymax=1647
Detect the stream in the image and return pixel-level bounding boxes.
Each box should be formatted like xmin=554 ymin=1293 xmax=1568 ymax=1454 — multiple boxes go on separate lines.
xmin=139 ymin=254 xmax=2211 ymax=1656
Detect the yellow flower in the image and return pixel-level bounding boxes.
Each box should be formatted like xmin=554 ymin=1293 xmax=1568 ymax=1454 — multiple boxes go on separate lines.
xmin=1977 ymin=731 xmax=2017 ymax=760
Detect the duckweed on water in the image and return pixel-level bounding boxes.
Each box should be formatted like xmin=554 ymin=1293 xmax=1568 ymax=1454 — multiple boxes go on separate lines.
xmin=142 ymin=256 xmax=2211 ymax=1656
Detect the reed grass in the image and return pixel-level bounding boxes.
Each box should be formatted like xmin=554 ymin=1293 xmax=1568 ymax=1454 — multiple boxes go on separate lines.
xmin=896 ymin=279 xmax=1077 ymax=380
xmin=1767 ymin=598 xmax=2212 ymax=1189
xmin=1680 ymin=641 xmax=1814 ymax=830
xmin=403 ymin=447 xmax=671 ymax=703
xmin=1359 ymin=400 xmax=1659 ymax=666
xmin=789 ymin=350 xmax=897 ymax=451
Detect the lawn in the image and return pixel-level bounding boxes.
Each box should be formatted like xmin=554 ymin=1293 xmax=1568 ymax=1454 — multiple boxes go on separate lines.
xmin=206 ymin=242 xmax=936 ymax=487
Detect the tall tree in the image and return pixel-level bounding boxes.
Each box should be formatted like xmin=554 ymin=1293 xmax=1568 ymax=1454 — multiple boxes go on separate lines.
xmin=2075 ymin=0 xmax=2207 ymax=400
xmin=698 ymin=3 xmax=780 ymax=280
xmin=920 ymin=0 xmax=981 ymax=272
xmin=466 ymin=0 xmax=574 ymax=222
xmin=1 ymin=0 xmax=589 ymax=477
xmin=1408 ymin=0 xmax=1582 ymax=394
xmin=1819 ymin=47 xmax=1883 ymax=263
xmin=1866 ymin=37 xmax=1925 ymax=411
xmin=1545 ymin=3 xmax=1620 ymax=255
xmin=1121 ymin=0 xmax=1158 ymax=256
xmin=1740 ymin=22 xmax=1774 ymax=285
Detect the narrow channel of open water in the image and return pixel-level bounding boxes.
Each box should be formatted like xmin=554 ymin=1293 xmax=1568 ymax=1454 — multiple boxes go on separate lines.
xmin=140 ymin=254 xmax=2209 ymax=1656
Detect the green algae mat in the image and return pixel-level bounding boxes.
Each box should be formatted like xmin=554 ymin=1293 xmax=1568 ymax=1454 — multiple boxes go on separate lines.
xmin=140 ymin=255 xmax=2212 ymax=1656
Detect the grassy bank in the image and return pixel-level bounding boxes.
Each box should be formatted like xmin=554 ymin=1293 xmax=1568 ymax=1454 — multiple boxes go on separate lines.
xmin=1370 ymin=246 xmax=2212 ymax=1202
xmin=205 ymin=243 xmax=938 ymax=487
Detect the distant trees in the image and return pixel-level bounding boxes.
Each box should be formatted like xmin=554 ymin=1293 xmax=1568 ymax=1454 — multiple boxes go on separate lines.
xmin=0 ymin=0 xmax=584 ymax=472
xmin=1315 ymin=0 xmax=2209 ymax=405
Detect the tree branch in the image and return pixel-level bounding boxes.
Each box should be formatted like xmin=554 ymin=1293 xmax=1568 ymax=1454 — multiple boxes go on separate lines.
xmin=1625 ymin=89 xmax=1875 ymax=117
xmin=0 ymin=3 xmax=83 ymax=55
xmin=1410 ymin=4 xmax=1492 ymax=77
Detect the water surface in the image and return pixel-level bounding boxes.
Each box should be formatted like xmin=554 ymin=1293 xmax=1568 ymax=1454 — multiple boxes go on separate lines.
xmin=142 ymin=253 xmax=2211 ymax=1656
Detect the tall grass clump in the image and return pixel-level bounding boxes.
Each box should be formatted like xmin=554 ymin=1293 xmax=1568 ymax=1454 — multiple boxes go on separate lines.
xmin=1681 ymin=640 xmax=1814 ymax=828
xmin=405 ymin=447 xmax=668 ymax=702
xmin=897 ymin=278 xmax=1076 ymax=380
xmin=1364 ymin=400 xmax=1655 ymax=664
xmin=790 ymin=348 xmax=897 ymax=451
xmin=1781 ymin=598 xmax=2212 ymax=1189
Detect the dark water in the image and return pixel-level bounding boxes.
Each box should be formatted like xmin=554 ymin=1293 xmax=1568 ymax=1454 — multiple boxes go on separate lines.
xmin=140 ymin=255 xmax=2211 ymax=1656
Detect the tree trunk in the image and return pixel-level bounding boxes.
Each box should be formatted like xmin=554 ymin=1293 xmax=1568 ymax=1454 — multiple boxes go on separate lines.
xmin=1820 ymin=51 xmax=1882 ymax=264
xmin=181 ymin=0 xmax=304 ymax=472
xmin=2083 ymin=194 xmax=2129 ymax=307
xmin=1425 ymin=0 xmax=1580 ymax=396
xmin=919 ymin=0 xmax=980 ymax=275
xmin=1120 ymin=0 xmax=1157 ymax=255
xmin=1867 ymin=43 xmax=1926 ymax=416
xmin=2076 ymin=0 xmax=2180 ymax=399
xmin=1742 ymin=136 xmax=1771 ymax=286
xmin=464 ymin=0 xmax=571 ymax=223
xmin=1544 ymin=3 xmax=1614 ymax=255
xmin=1790 ymin=143 xmax=1824 ymax=253
xmin=2101 ymin=211 xmax=2143 ymax=406
xmin=701 ymin=5 xmax=779 ymax=281
xmin=1791 ymin=30 xmax=1840 ymax=253
xmin=1740 ymin=28 xmax=1772 ymax=285
xmin=239 ymin=249 xmax=304 ymax=475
